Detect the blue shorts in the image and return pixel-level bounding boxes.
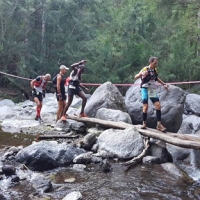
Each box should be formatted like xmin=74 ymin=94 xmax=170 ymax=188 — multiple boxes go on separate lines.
xmin=141 ymin=88 xmax=159 ymax=104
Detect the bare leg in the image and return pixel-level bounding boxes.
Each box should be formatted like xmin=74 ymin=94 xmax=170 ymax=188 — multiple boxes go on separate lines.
xmin=77 ymin=91 xmax=87 ymax=114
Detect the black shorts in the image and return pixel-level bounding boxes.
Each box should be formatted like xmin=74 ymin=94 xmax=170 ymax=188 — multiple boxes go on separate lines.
xmin=68 ymin=86 xmax=82 ymax=96
xmin=56 ymin=92 xmax=66 ymax=101
xmin=33 ymin=91 xmax=43 ymax=102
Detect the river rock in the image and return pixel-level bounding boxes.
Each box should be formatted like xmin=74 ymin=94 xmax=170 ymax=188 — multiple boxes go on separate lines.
xmin=73 ymin=152 xmax=93 ymax=164
xmin=84 ymin=82 xmax=126 ymax=117
xmin=96 ymin=127 xmax=144 ymax=159
xmin=62 ymin=191 xmax=82 ymax=200
xmin=125 ymin=84 xmax=186 ymax=132
xmin=166 ymin=144 xmax=190 ymax=161
xmin=184 ymin=93 xmax=200 ymax=115
xmin=79 ymin=132 xmax=97 ymax=150
xmin=2 ymin=165 xmax=16 ymax=176
xmin=15 ymin=141 xmax=85 ymax=171
xmin=161 ymin=162 xmax=194 ymax=184
xmin=142 ymin=156 xmax=161 ymax=164
xmin=0 ymin=99 xmax=15 ymax=107
xmin=31 ymin=174 xmax=53 ymax=193
xmin=95 ymin=107 xmax=132 ymax=124
xmin=149 ymin=143 xmax=173 ymax=163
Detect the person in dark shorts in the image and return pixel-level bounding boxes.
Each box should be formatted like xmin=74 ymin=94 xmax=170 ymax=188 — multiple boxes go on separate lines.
xmin=52 ymin=65 xmax=69 ymax=121
xmin=30 ymin=74 xmax=51 ymax=121
xmin=61 ymin=60 xmax=89 ymax=121
xmin=134 ymin=57 xmax=168 ymax=132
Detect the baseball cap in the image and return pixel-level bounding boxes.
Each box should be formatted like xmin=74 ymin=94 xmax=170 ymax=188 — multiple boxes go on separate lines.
xmin=60 ymin=65 xmax=69 ymax=70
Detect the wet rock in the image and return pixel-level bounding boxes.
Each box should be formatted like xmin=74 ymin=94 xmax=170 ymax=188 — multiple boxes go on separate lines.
xmin=15 ymin=141 xmax=85 ymax=171
xmin=142 ymin=156 xmax=161 ymax=164
xmin=96 ymin=108 xmax=132 ymax=124
xmin=161 ymin=162 xmax=194 ymax=184
xmin=149 ymin=143 xmax=173 ymax=163
xmin=62 ymin=191 xmax=82 ymax=200
xmin=79 ymin=133 xmax=97 ymax=150
xmin=73 ymin=164 xmax=86 ymax=171
xmin=64 ymin=177 xmax=76 ymax=183
xmin=99 ymin=159 xmax=112 ymax=173
xmin=2 ymin=165 xmax=16 ymax=176
xmin=11 ymin=175 xmax=20 ymax=183
xmin=31 ymin=174 xmax=53 ymax=193
xmin=0 ymin=193 xmax=7 ymax=200
xmin=73 ymin=152 xmax=93 ymax=164
xmin=96 ymin=127 xmax=144 ymax=159
xmin=166 ymin=143 xmax=190 ymax=161
xmin=84 ymin=82 xmax=126 ymax=117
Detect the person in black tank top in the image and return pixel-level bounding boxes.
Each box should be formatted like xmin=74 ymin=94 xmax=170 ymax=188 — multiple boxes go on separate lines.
xmin=61 ymin=60 xmax=90 ymax=121
xmin=55 ymin=65 xmax=69 ymax=121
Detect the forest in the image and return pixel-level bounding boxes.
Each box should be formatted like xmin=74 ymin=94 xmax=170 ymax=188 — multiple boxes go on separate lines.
xmin=0 ymin=0 xmax=200 ymax=93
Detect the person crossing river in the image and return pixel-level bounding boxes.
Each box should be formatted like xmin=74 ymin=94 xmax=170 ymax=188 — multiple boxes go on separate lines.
xmin=61 ymin=60 xmax=89 ymax=121
xmin=134 ymin=57 xmax=168 ymax=132
xmin=30 ymin=74 xmax=51 ymax=121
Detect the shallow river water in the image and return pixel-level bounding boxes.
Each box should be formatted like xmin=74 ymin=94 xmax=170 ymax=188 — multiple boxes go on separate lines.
xmin=1 ymin=130 xmax=200 ymax=200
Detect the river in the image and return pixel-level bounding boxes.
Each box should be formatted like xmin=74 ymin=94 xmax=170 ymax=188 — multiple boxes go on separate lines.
xmin=0 ymin=130 xmax=200 ymax=200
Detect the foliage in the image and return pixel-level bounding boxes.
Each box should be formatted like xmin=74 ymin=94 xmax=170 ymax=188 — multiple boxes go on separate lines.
xmin=0 ymin=0 xmax=199 ymax=90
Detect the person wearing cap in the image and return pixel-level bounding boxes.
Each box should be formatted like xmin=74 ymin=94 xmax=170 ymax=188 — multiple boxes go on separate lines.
xmin=134 ymin=57 xmax=168 ymax=132
xmin=61 ymin=60 xmax=89 ymax=121
xmin=52 ymin=65 xmax=69 ymax=121
xmin=30 ymin=73 xmax=51 ymax=121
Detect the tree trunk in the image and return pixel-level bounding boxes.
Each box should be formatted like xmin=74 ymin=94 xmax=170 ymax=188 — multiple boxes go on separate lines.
xmin=68 ymin=116 xmax=200 ymax=150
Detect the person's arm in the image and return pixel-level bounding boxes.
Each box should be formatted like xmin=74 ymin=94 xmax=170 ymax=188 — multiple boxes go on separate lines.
xmin=157 ymin=77 xmax=168 ymax=90
xmin=30 ymin=79 xmax=35 ymax=89
xmin=80 ymin=83 xmax=90 ymax=92
xmin=56 ymin=75 xmax=62 ymax=95
xmin=134 ymin=68 xmax=147 ymax=80
xmin=71 ymin=60 xmax=87 ymax=69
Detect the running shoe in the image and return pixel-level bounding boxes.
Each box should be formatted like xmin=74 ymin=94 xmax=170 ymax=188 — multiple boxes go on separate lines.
xmin=61 ymin=115 xmax=67 ymax=121
xmin=156 ymin=124 xmax=166 ymax=132
xmin=79 ymin=113 xmax=89 ymax=118
xmin=141 ymin=124 xmax=147 ymax=129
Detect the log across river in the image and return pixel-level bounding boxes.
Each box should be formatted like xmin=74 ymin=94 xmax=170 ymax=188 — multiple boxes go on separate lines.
xmin=63 ymin=116 xmax=200 ymax=150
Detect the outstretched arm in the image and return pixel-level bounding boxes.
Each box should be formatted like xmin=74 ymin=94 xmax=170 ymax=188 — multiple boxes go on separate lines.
xmin=157 ymin=77 xmax=168 ymax=90
xmin=71 ymin=60 xmax=87 ymax=69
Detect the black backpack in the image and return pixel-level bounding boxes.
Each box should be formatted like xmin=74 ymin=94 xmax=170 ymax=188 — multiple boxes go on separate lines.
xmin=52 ymin=74 xmax=58 ymax=85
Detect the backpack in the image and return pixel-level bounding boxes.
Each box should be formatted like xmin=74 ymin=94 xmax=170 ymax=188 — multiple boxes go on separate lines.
xmin=52 ymin=74 xmax=58 ymax=85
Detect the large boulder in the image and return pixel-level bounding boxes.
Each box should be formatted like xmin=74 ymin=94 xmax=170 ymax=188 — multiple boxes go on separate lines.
xmin=15 ymin=141 xmax=85 ymax=171
xmin=95 ymin=127 xmax=144 ymax=159
xmin=84 ymin=82 xmax=126 ymax=117
xmin=125 ymin=84 xmax=186 ymax=132
xmin=95 ymin=108 xmax=132 ymax=124
xmin=184 ymin=93 xmax=200 ymax=115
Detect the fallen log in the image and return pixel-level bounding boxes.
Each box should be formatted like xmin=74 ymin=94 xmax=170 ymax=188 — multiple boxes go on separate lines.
xmin=68 ymin=115 xmax=200 ymax=150
xmin=37 ymin=134 xmax=79 ymax=140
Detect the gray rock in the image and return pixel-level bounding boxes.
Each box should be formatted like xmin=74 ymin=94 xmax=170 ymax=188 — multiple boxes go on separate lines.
xmin=2 ymin=165 xmax=16 ymax=176
xmin=0 ymin=99 xmax=15 ymax=107
xmin=15 ymin=141 xmax=85 ymax=171
xmin=79 ymin=133 xmax=97 ymax=150
xmin=185 ymin=93 xmax=200 ymax=116
xmin=62 ymin=191 xmax=82 ymax=200
xmin=96 ymin=108 xmax=132 ymax=124
xmin=166 ymin=143 xmax=190 ymax=161
xmin=149 ymin=143 xmax=173 ymax=163
xmin=142 ymin=156 xmax=161 ymax=164
xmin=96 ymin=127 xmax=144 ymax=159
xmin=125 ymin=84 xmax=186 ymax=132
xmin=73 ymin=152 xmax=93 ymax=164
xmin=84 ymin=82 xmax=126 ymax=117
xmin=161 ymin=162 xmax=194 ymax=184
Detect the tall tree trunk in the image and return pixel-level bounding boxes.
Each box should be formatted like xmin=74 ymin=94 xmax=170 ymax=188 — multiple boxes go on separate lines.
xmin=41 ymin=8 xmax=46 ymax=66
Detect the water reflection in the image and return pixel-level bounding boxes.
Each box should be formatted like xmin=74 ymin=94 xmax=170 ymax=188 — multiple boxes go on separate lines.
xmin=0 ymin=129 xmax=35 ymax=149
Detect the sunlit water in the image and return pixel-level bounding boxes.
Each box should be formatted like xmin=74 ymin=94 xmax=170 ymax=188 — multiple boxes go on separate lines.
xmin=1 ymin=130 xmax=200 ymax=200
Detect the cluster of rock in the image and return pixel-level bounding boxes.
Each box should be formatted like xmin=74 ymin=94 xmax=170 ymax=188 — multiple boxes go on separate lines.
xmin=0 ymin=81 xmax=200 ymax=199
